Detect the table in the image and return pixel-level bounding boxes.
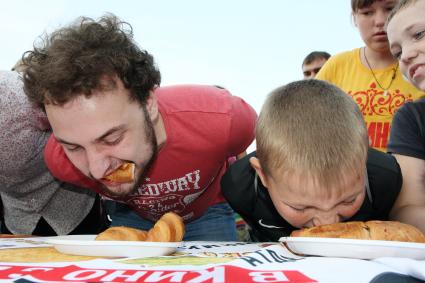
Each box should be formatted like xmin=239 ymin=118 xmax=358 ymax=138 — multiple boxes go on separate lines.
xmin=0 ymin=236 xmax=424 ymax=283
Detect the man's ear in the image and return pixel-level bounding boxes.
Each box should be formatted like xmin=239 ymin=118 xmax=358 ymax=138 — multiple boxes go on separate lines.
xmin=249 ymin=156 xmax=269 ymax=189
xmin=146 ymin=91 xmax=159 ymax=122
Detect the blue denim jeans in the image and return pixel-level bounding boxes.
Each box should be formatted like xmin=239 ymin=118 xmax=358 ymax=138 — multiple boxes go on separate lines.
xmin=104 ymin=201 xmax=237 ymax=241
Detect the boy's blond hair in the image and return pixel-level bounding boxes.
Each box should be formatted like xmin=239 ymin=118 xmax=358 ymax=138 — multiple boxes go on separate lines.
xmin=256 ymin=80 xmax=368 ymax=188
xmin=386 ymin=0 xmax=419 ymax=27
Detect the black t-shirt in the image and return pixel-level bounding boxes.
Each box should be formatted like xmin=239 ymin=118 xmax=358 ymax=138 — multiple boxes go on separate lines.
xmin=221 ymin=148 xmax=402 ymax=242
xmin=388 ymin=99 xmax=425 ymax=159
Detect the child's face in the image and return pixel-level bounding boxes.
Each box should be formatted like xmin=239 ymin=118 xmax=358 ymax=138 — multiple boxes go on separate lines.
xmin=387 ymin=1 xmax=425 ymax=91
xmin=251 ymin=158 xmax=366 ymax=228
xmin=352 ymin=0 xmax=397 ymax=52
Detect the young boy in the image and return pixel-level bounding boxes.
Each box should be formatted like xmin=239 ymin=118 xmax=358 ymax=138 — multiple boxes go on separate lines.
xmin=385 ymin=0 xmax=425 ymax=232
xmin=221 ymin=79 xmax=403 ymax=242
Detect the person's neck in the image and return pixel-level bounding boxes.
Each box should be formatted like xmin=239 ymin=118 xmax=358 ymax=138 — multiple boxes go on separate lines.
xmin=361 ymin=46 xmax=397 ymax=70
xmin=154 ymin=112 xmax=167 ymax=149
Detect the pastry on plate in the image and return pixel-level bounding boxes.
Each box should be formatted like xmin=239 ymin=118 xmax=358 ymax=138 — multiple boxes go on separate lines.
xmin=95 ymin=212 xmax=185 ymax=242
xmin=290 ymin=220 xmax=425 ymax=243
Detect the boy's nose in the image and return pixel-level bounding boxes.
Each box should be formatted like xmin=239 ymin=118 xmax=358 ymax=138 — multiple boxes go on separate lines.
xmin=401 ymin=46 xmax=417 ymax=65
xmin=312 ymin=213 xmax=340 ymax=226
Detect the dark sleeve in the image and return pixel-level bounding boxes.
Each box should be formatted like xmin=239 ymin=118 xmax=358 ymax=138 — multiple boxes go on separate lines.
xmin=367 ymin=148 xmax=402 ymax=219
xmin=388 ymin=101 xmax=425 ymax=159
xmin=221 ymin=152 xmax=257 ymax=220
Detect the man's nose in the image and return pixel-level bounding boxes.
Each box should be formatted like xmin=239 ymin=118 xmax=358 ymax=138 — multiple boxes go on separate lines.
xmin=86 ymin=149 xmax=110 ymax=180
xmin=312 ymin=212 xmax=340 ymax=226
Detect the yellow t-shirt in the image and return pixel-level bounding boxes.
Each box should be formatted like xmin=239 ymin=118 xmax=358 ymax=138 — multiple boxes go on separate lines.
xmin=316 ymin=48 xmax=424 ymax=151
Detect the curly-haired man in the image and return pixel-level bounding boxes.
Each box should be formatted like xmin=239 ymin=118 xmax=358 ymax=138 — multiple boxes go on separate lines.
xmin=22 ymin=14 xmax=256 ymax=241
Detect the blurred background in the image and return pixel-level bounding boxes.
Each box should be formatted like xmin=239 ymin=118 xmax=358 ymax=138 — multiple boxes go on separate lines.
xmin=1 ymin=0 xmax=363 ymax=114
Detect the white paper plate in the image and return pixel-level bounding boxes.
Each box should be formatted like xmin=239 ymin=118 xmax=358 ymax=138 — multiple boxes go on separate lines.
xmin=47 ymin=235 xmax=181 ymax=258
xmin=279 ymin=237 xmax=425 ymax=260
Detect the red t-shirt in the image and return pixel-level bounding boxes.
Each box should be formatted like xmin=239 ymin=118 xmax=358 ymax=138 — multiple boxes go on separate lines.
xmin=44 ymin=85 xmax=257 ymax=222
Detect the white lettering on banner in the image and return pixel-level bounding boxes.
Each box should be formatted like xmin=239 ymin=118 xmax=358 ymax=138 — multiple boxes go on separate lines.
xmin=137 ymin=170 xmax=201 ymax=196
xmin=22 ymin=268 xmax=54 ymax=273
xmin=249 ymin=272 xmax=289 ymax=282
xmin=101 ymin=271 xmax=148 ymax=281
xmin=0 ymin=265 xmax=318 ymax=282
xmin=63 ymin=270 xmax=107 ymax=280
xmin=186 ymin=266 xmax=225 ymax=283
xmin=143 ymin=271 xmax=185 ymax=282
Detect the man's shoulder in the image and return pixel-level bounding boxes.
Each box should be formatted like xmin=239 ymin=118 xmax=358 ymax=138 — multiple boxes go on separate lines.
xmin=155 ymin=84 xmax=235 ymax=112
xmin=154 ymin=84 xmax=255 ymax=119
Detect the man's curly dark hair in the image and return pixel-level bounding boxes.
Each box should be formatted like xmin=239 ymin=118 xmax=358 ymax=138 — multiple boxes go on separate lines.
xmin=22 ymin=14 xmax=161 ymax=109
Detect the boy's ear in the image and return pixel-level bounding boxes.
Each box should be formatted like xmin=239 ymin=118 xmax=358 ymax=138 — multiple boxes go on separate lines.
xmin=249 ymin=156 xmax=269 ymax=189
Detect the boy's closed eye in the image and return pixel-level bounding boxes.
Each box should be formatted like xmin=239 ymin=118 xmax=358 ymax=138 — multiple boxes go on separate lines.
xmin=289 ymin=205 xmax=307 ymax=212
xmin=342 ymin=197 xmax=357 ymax=205
xmin=287 ymin=196 xmax=359 ymax=213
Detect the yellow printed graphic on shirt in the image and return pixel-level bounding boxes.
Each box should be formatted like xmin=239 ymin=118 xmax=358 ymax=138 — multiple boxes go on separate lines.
xmin=316 ymin=48 xmax=425 ymax=152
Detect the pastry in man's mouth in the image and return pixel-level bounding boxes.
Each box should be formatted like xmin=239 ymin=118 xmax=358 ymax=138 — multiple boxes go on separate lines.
xmin=290 ymin=220 xmax=425 ymax=243
xmin=104 ymin=162 xmax=135 ymax=183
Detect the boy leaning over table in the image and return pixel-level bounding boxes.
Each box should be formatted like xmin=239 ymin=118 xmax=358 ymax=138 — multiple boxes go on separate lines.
xmin=221 ymin=79 xmax=403 ymax=242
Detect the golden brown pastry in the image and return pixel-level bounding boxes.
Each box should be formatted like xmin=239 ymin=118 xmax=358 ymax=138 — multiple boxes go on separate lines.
xmin=95 ymin=212 xmax=185 ymax=242
xmin=146 ymin=212 xmax=185 ymax=242
xmin=366 ymin=221 xmax=425 ymax=243
xmin=290 ymin=221 xmax=425 ymax=243
xmin=104 ymin=163 xmax=135 ymax=183
xmin=0 ymin=234 xmax=32 ymax=238
xmin=95 ymin=226 xmax=148 ymax=241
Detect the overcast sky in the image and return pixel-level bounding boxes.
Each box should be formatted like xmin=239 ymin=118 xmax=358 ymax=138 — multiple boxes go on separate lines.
xmin=1 ymin=0 xmax=363 ymax=114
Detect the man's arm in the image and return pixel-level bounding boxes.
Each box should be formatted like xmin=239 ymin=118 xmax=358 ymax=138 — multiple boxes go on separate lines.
xmin=389 ymin=154 xmax=425 ymax=233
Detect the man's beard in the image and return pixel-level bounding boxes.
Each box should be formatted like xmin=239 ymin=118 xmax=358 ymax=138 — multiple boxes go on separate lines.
xmin=101 ymin=105 xmax=158 ymax=198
